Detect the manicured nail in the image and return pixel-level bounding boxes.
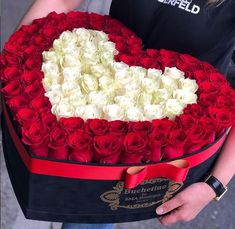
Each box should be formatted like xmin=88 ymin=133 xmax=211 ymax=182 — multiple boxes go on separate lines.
xmin=156 ymin=207 xmax=163 ymax=215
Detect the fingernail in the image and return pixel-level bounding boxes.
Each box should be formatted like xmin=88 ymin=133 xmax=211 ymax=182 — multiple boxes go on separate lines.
xmin=156 ymin=207 xmax=163 ymax=215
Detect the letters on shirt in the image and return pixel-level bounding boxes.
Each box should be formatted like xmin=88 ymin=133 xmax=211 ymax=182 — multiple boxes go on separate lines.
xmin=157 ymin=0 xmax=201 ymax=14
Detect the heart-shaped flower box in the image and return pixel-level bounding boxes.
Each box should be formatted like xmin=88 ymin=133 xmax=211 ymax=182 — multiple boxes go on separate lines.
xmin=1 ymin=11 xmax=234 ymax=223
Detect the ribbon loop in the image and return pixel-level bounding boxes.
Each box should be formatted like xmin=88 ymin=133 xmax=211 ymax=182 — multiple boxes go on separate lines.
xmin=124 ymin=159 xmax=190 ymax=189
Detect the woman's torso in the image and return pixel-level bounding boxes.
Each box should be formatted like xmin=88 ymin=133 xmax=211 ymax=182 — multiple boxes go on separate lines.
xmin=109 ymin=0 xmax=235 ymax=74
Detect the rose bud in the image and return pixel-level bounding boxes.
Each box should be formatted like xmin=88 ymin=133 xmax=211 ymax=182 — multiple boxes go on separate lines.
xmin=128 ymin=121 xmax=152 ymax=134
xmin=162 ymin=129 xmax=187 ymax=160
xmin=120 ymin=133 xmax=149 ymax=164
xmin=67 ymin=132 xmax=93 ymax=163
xmin=15 ymin=108 xmax=39 ymax=126
xmin=85 ymin=119 xmax=109 ymax=136
xmin=59 ymin=117 xmax=85 ymax=133
xmin=48 ymin=126 xmax=68 ymax=160
xmin=22 ymin=121 xmax=49 ymax=157
xmin=94 ymin=133 xmax=123 ymax=164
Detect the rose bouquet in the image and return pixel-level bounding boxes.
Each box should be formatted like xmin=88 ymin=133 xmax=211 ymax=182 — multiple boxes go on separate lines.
xmin=1 ymin=11 xmax=235 ymax=223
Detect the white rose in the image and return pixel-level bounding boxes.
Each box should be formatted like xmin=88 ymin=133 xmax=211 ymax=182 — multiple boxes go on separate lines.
xmin=115 ymin=69 xmax=132 ymax=84
xmin=62 ymin=66 xmax=81 ymax=81
xmin=42 ymin=51 xmax=58 ymax=62
xmin=115 ymin=96 xmax=136 ymax=108
xmin=164 ymin=67 xmax=185 ymax=79
xmin=61 ymin=52 xmax=81 ymax=68
xmin=42 ymin=62 xmax=59 ymax=76
xmin=160 ymin=74 xmax=179 ymax=91
xmin=126 ymin=107 xmax=144 ymax=121
xmin=173 ymin=89 xmax=198 ymax=105
xmin=152 ymin=89 xmax=171 ymax=103
xmin=61 ymin=81 xmax=81 ymax=97
xmin=179 ymin=78 xmax=198 ymax=93
xmin=60 ymin=31 xmax=78 ymax=46
xmin=45 ymin=90 xmax=62 ymax=104
xmin=80 ymin=74 xmax=98 ymax=92
xmin=74 ymin=28 xmax=92 ymax=43
xmin=88 ymin=91 xmax=109 ymax=108
xmin=137 ymin=92 xmax=152 ymax=106
xmin=141 ymin=78 xmax=160 ymax=93
xmin=103 ymin=104 xmax=125 ymax=121
xmin=90 ymin=64 xmax=107 ymax=78
xmin=130 ymin=66 xmax=147 ymax=79
xmin=147 ymin=68 xmax=162 ymax=79
xmin=68 ymin=92 xmax=87 ymax=107
xmin=112 ymin=62 xmax=129 ymax=72
xmin=52 ymin=102 xmax=75 ymax=118
xmin=165 ymin=99 xmax=184 ymax=119
xmin=76 ymin=105 xmax=102 ymax=120
xmin=99 ymin=75 xmax=114 ymax=90
xmin=144 ymin=104 xmax=165 ymax=120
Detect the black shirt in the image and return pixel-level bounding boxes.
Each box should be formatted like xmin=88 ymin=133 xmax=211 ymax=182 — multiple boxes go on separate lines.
xmin=109 ymin=0 xmax=235 ymax=74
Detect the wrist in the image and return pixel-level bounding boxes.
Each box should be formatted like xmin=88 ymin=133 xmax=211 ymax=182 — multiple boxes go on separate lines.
xmin=201 ymin=182 xmax=217 ymax=201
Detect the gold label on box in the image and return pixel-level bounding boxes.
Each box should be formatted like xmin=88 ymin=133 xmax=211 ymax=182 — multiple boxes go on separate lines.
xmin=100 ymin=178 xmax=183 ymax=210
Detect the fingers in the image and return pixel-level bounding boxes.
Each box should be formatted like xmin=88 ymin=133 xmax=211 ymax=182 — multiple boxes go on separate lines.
xmin=156 ymin=194 xmax=184 ymax=215
xmin=159 ymin=206 xmax=195 ymax=226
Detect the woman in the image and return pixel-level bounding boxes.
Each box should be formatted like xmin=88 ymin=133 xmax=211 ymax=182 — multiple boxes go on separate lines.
xmin=17 ymin=0 xmax=235 ymax=228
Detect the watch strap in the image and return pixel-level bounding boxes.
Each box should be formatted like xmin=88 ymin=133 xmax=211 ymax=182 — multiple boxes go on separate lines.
xmin=204 ymin=175 xmax=228 ymax=201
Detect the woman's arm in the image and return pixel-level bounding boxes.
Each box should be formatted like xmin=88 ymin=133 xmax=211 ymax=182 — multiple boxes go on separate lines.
xmin=17 ymin=0 xmax=84 ymax=29
xmin=156 ymin=126 xmax=235 ymax=225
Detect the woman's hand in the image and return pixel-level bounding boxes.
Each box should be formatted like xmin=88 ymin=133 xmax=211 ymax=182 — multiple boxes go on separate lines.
xmin=156 ymin=182 xmax=216 ymax=225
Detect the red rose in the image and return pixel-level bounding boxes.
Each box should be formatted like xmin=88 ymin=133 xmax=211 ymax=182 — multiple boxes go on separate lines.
xmin=120 ymin=133 xmax=149 ymax=164
xmin=192 ymin=70 xmax=207 ymax=82
xmin=30 ymin=97 xmax=51 ymax=113
xmin=89 ymin=13 xmax=106 ymax=30
xmin=85 ymin=119 xmax=109 ymax=136
xmin=176 ymin=114 xmax=197 ymax=130
xmin=109 ymin=120 xmax=128 ymax=135
xmin=22 ymin=121 xmax=49 ymax=157
xmin=6 ymin=96 xmax=28 ymax=113
xmin=145 ymin=129 xmax=165 ymax=162
xmin=24 ymin=82 xmax=45 ymax=99
xmin=21 ymin=24 xmax=39 ymax=35
xmin=140 ymin=57 xmax=159 ymax=69
xmin=163 ymin=129 xmax=187 ymax=160
xmin=199 ymin=117 xmax=216 ymax=132
xmin=24 ymin=45 xmax=41 ymax=57
xmin=198 ymin=82 xmax=219 ymax=95
xmin=4 ymin=53 xmax=23 ymax=67
xmin=59 ymin=117 xmax=85 ymax=133
xmin=67 ymin=132 xmax=93 ymax=163
xmin=15 ymin=108 xmax=39 ymax=126
xmin=209 ymin=107 xmax=234 ymax=129
xmin=24 ymin=56 xmax=42 ymax=70
xmin=146 ymin=49 xmax=159 ymax=57
xmin=42 ymin=26 xmax=58 ymax=37
xmin=1 ymin=67 xmax=22 ymax=83
xmin=119 ymin=54 xmax=138 ymax=66
xmin=41 ymin=112 xmax=57 ymax=128
xmin=21 ymin=70 xmax=43 ymax=86
xmin=48 ymin=126 xmax=68 ymax=160
xmin=185 ymin=124 xmax=215 ymax=154
xmin=216 ymin=95 xmax=234 ymax=109
xmin=179 ymin=53 xmax=199 ymax=64
xmin=67 ymin=11 xmax=90 ymax=28
xmin=152 ymin=118 xmax=175 ymax=133
xmin=184 ymin=104 xmax=205 ymax=119
xmin=199 ymin=93 xmax=217 ymax=107
xmin=94 ymin=133 xmax=122 ymax=164
xmin=1 ymin=79 xmax=21 ymax=98
xmin=128 ymin=121 xmax=152 ymax=134
xmin=209 ymin=72 xmax=228 ymax=85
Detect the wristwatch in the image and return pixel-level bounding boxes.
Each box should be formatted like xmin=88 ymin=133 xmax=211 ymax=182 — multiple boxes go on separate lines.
xmin=204 ymin=174 xmax=228 ymax=201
